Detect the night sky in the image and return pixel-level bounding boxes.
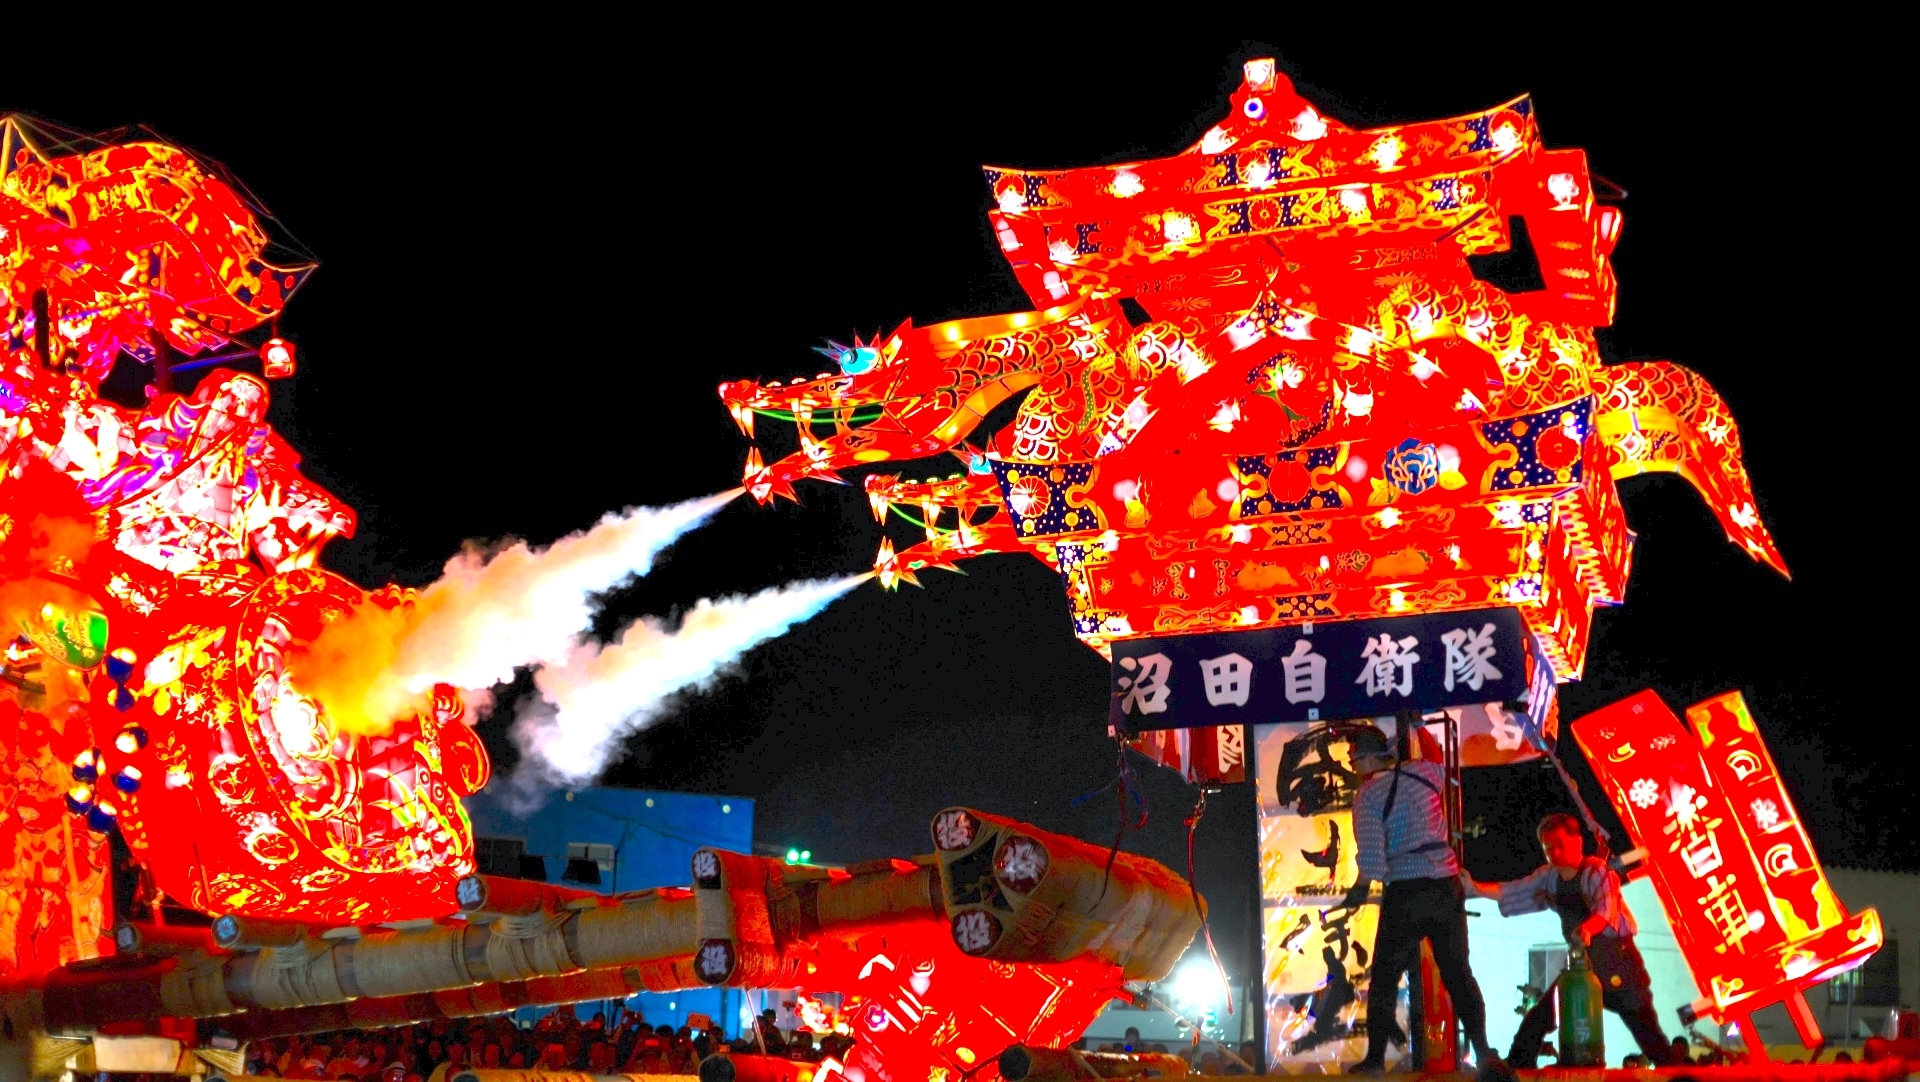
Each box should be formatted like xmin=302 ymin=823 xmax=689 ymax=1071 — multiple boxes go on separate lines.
xmin=26 ymin=29 xmax=1906 ymax=989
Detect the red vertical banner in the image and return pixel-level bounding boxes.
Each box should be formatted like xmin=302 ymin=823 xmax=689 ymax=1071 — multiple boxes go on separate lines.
xmin=1687 ymin=693 xmax=1845 ymax=947
xmin=1129 ymin=724 xmax=1247 ymax=787
xmin=1571 ymin=690 xmax=1881 ymax=1026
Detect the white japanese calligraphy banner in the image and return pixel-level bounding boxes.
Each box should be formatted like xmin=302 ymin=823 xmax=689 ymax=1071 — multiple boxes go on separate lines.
xmin=1113 ymin=606 xmax=1531 ymax=730
xmin=1255 ymin=721 xmax=1374 ymax=903
xmin=1254 ymin=721 xmax=1407 ymax=1068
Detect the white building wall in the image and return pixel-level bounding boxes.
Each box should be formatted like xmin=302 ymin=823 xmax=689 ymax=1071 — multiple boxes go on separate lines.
xmin=1742 ymin=866 xmax=1920 ymax=1046
xmin=1467 ymin=879 xmax=1704 ymax=1065
xmin=1472 ymin=868 xmax=1920 ymax=1055
xmin=1819 ymin=868 xmax=1920 ymax=1034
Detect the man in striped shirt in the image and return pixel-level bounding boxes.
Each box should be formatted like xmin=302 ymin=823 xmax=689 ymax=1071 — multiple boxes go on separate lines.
xmin=1344 ymin=726 xmax=1503 ymax=1076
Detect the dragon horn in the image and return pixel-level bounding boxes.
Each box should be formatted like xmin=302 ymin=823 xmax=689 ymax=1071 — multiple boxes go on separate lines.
xmin=718 ymin=382 xmax=757 ymax=438
xmin=865 ymin=477 xmax=896 ymax=522
xmin=873 ymin=537 xmax=923 ymax=590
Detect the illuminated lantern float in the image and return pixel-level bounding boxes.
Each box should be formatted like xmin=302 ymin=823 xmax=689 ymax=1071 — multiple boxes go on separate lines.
xmin=0 ymin=114 xmax=490 ymax=963
xmin=719 ymin=58 xmax=1861 ymax=1065
xmin=0 ymin=116 xmax=1207 ymax=1082
xmin=723 ymin=59 xmax=1781 ymax=664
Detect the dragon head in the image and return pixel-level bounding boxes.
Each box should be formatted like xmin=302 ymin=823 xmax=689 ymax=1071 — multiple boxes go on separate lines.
xmin=719 ymin=325 xmax=918 ymax=502
xmin=721 ymin=297 xmax=1128 ymax=504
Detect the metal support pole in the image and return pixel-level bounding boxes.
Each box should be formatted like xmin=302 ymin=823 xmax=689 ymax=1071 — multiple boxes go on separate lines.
xmin=1732 ymin=1011 xmax=1770 ymax=1062
xmin=1441 ymin=711 xmax=1464 ymax=1068
xmin=1245 ymin=728 xmax=1268 ymax=1075
xmin=1443 ymin=710 xmax=1463 ymax=863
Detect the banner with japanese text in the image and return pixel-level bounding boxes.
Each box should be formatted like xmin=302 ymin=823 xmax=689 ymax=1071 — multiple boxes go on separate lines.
xmin=1114 ymin=607 xmax=1530 ymax=731
xmin=1255 ymin=720 xmax=1402 ymax=1069
xmin=1570 ymin=690 xmax=1881 ymax=1022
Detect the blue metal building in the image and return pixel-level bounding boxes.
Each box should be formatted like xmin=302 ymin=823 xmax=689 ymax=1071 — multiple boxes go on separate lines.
xmin=462 ymin=784 xmax=754 ymax=1034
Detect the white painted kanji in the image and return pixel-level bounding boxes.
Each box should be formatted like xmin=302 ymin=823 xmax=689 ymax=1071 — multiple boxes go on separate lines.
xmin=1117 ymin=652 xmax=1174 ymax=715
xmin=1281 ymin=639 xmax=1327 ymax=704
xmin=1199 ymin=652 xmax=1252 ymax=707
xmin=1355 ymin=634 xmax=1420 ymax=697
xmin=1441 ymin=622 xmax=1502 ymax=691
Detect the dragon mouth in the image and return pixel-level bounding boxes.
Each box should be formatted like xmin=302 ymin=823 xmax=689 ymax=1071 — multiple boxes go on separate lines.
xmin=722 ymin=373 xmax=904 ymax=502
xmin=718 ymin=374 xmax=885 ymax=438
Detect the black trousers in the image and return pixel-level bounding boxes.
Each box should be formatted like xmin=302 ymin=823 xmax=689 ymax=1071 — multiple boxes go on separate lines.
xmin=1364 ymin=876 xmax=1492 ymax=1060
xmin=1507 ymin=935 xmax=1672 ymax=1068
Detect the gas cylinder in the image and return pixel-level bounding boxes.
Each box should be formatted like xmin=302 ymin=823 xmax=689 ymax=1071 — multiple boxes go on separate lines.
xmin=1557 ymin=944 xmax=1607 ymax=1067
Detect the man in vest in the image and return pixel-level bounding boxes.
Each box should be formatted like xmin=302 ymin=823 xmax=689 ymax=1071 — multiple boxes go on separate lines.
xmin=1343 ymin=724 xmax=1505 ymax=1076
xmin=1462 ymin=813 xmax=1676 ymax=1067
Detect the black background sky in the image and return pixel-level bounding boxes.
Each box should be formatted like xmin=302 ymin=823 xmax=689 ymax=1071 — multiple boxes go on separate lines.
xmin=20 ymin=27 xmax=1909 ymax=989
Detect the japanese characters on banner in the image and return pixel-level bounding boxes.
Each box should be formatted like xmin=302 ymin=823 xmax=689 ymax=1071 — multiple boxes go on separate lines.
xmin=1114 ymin=607 xmax=1529 ymax=731
xmin=1255 ymin=721 xmax=1398 ymax=1069
xmin=1571 ymin=691 xmax=1881 ymax=1027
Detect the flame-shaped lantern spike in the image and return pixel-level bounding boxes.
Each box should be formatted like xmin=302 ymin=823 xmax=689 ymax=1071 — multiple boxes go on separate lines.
xmin=875 ymin=537 xmax=899 ymax=590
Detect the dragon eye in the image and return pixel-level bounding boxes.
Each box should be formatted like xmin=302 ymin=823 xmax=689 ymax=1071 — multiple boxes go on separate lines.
xmin=839 ymin=346 xmax=880 ymax=375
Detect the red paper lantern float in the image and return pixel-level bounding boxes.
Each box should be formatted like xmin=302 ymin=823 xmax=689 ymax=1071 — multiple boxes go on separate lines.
xmin=0 ymin=118 xmax=489 ymax=959
xmin=719 ymin=59 xmax=1788 ymax=683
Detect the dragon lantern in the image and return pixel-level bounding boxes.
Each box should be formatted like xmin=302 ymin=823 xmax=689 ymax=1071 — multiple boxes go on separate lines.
xmin=0 ymin=116 xmax=487 ymax=977
xmin=720 ymin=59 xmax=1786 ymax=679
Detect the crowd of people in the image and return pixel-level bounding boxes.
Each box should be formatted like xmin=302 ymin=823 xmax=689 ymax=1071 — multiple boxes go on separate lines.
xmin=1085 ymin=1031 xmax=1256 ymax=1075
xmin=239 ymin=1013 xmax=1272 ymax=1080
xmin=211 ymin=1006 xmax=1879 ymax=1079
xmin=241 ymin=1015 xmax=1278 ymax=1080
xmin=241 ymin=1005 xmax=859 ymax=1080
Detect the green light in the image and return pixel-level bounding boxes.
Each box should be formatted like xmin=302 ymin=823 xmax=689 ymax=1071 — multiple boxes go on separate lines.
xmin=786 ymin=848 xmax=800 ymax=863
xmin=801 ymin=850 xmax=811 ymax=862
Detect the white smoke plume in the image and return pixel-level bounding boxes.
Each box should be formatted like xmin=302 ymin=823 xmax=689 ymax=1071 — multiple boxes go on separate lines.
xmin=294 ymin=489 xmax=742 ymax=734
xmin=512 ymin=574 xmax=871 ymax=787
xmin=392 ymin=489 xmax=744 ymax=693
